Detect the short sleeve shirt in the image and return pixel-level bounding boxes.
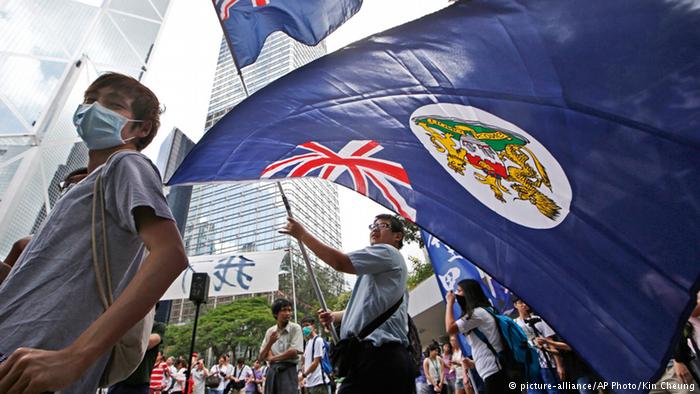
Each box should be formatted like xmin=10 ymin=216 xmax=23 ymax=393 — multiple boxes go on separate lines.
xmin=260 ymin=322 xmax=303 ymax=363
xmin=0 ymin=151 xmax=173 ymax=393
xmin=303 ymin=335 xmax=327 ymax=387
xmin=456 ymin=307 xmax=503 ymax=379
xmin=341 ymin=244 xmax=409 ymax=347
xmin=210 ymin=364 xmax=234 ymax=391
xmin=515 ymin=316 xmax=556 ymax=368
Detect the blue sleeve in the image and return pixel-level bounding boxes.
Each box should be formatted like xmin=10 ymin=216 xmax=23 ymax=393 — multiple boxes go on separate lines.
xmin=347 ymin=244 xmax=403 ymax=275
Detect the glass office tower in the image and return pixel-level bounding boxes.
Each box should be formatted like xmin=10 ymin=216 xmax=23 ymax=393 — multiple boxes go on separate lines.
xmin=170 ymin=34 xmax=345 ymax=323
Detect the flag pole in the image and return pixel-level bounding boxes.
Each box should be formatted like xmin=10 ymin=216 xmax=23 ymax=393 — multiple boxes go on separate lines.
xmin=211 ymin=0 xmax=250 ymax=97
xmin=277 ymin=182 xmax=341 ymax=344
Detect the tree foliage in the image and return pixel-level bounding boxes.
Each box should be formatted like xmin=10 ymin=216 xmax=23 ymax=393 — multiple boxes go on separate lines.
xmin=396 ymin=215 xmax=424 ymax=248
xmin=163 ymin=322 xmax=192 ymax=358
xmin=163 ymin=296 xmax=275 ymax=361
xmin=406 ymin=255 xmax=434 ymax=290
xmin=330 ymin=290 xmax=352 ymax=311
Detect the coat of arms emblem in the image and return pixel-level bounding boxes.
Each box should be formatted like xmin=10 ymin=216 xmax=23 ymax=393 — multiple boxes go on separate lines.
xmin=410 ymin=104 xmax=572 ymax=229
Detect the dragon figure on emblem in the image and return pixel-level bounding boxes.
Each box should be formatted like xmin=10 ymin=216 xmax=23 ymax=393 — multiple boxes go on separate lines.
xmin=413 ymin=116 xmax=561 ymax=220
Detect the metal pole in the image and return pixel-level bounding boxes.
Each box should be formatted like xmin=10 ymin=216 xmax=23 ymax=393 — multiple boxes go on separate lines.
xmin=277 ymin=182 xmax=340 ymax=343
xmin=211 ymin=0 xmax=250 ymax=97
xmin=184 ymin=302 xmax=202 ymax=394
xmin=289 ymin=248 xmax=298 ymax=322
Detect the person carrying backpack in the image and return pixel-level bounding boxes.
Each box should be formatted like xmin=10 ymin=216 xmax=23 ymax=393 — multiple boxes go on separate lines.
xmin=301 ymin=316 xmax=333 ymax=394
xmin=445 ymin=279 xmax=522 ymax=394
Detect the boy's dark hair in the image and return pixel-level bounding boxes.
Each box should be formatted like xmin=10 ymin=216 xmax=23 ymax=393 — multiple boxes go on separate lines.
xmin=300 ymin=316 xmax=316 ymax=326
xmin=237 ymin=357 xmax=245 ymax=364
xmin=85 ymin=72 xmax=162 ymax=150
xmin=374 ymin=214 xmax=405 ymax=249
xmin=271 ymin=298 xmax=292 ymax=318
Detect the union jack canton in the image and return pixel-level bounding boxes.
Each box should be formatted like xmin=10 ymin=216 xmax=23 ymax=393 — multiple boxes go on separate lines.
xmin=261 ymin=140 xmax=416 ymax=221
xmin=219 ymin=0 xmax=270 ymax=21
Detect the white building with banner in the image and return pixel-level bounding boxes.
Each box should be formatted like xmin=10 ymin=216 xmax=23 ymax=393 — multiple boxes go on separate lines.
xmin=162 ymin=250 xmax=285 ymax=300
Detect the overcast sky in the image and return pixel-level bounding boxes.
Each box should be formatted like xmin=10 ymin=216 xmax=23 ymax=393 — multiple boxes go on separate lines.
xmin=141 ymin=0 xmax=450 ymax=271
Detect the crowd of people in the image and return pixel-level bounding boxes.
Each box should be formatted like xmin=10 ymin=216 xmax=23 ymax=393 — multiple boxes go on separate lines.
xmin=107 ymin=298 xmax=335 ymax=394
xmin=141 ymin=353 xmax=266 ymax=394
xmin=409 ymin=280 xmax=700 ymax=394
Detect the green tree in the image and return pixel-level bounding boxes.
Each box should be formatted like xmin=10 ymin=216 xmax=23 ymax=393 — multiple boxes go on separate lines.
xmin=163 ymin=296 xmax=275 ymax=361
xmin=330 ymin=290 xmax=352 ymax=311
xmin=197 ymin=296 xmax=276 ymax=359
xmin=396 ymin=215 xmax=424 ymax=248
xmin=163 ymin=322 xmax=192 ymax=357
xmin=406 ymin=256 xmax=434 ymax=290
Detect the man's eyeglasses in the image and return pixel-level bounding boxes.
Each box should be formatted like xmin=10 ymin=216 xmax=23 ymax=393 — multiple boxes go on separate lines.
xmin=368 ymin=223 xmax=392 ymax=231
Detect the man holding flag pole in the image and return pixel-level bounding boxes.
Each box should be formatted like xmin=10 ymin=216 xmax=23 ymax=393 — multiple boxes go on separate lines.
xmin=281 ymin=214 xmax=413 ymax=394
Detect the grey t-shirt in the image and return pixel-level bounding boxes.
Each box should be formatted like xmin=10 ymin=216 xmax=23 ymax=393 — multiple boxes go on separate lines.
xmin=0 ymin=151 xmax=173 ymax=393
xmin=341 ymin=244 xmax=409 ymax=347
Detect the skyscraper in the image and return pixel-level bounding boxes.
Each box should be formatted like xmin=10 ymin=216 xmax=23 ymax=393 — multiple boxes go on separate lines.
xmin=0 ymin=0 xmax=171 ymax=255
xmin=169 ymin=33 xmax=345 ymax=323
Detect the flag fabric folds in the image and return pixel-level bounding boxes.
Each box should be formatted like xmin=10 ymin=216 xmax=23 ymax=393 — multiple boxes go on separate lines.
xmin=172 ymin=0 xmax=700 ymax=390
xmin=214 ymin=0 xmax=362 ymax=68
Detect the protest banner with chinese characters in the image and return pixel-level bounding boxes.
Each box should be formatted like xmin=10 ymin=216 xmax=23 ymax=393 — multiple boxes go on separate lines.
xmin=161 ymin=250 xmax=285 ymax=300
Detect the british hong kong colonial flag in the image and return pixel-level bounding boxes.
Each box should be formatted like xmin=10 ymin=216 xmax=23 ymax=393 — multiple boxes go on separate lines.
xmin=214 ymin=0 xmax=362 ymax=68
xmin=171 ymin=0 xmax=700 ymax=390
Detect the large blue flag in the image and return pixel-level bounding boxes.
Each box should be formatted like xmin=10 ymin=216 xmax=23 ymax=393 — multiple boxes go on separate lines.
xmin=172 ymin=0 xmax=700 ymax=389
xmin=214 ymin=0 xmax=362 ymax=68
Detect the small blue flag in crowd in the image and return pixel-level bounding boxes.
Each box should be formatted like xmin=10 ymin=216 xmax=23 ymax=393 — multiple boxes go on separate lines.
xmin=213 ymin=0 xmax=363 ymax=68
xmin=423 ymin=229 xmax=514 ymax=315
xmin=423 ymin=228 xmax=515 ymax=358
xmin=173 ymin=0 xmax=700 ymax=390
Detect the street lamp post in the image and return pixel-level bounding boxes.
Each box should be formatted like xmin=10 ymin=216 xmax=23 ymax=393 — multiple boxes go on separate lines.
xmin=278 ymin=256 xmax=297 ymax=322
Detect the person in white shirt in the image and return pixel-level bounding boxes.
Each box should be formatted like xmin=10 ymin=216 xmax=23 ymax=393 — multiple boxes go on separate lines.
xmin=191 ymin=358 xmax=209 ymax=394
xmin=169 ymin=359 xmax=188 ymax=394
xmin=513 ymin=298 xmax=561 ymax=394
xmin=423 ymin=343 xmax=444 ymax=393
xmin=449 ymin=335 xmax=473 ymax=394
xmin=300 ymin=316 xmax=332 ymax=394
xmin=445 ymin=279 xmax=507 ymax=394
xmin=231 ymin=357 xmax=252 ymax=394
xmin=210 ymin=355 xmax=234 ymax=394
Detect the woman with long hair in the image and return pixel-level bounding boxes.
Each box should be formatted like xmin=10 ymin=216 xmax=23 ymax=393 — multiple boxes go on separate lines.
xmin=444 ymin=279 xmax=508 ymax=394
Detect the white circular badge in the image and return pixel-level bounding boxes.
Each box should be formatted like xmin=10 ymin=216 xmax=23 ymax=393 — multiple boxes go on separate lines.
xmin=410 ymin=104 xmax=572 ymax=229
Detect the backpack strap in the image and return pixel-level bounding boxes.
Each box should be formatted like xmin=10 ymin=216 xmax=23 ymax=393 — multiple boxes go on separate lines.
xmin=470 ymin=307 xmax=503 ymax=370
xmin=310 ymin=335 xmax=329 ymax=384
xmin=471 ymin=328 xmax=502 ymax=370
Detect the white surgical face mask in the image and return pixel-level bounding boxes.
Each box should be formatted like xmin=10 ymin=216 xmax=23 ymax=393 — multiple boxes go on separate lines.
xmin=73 ymin=102 xmax=142 ymax=150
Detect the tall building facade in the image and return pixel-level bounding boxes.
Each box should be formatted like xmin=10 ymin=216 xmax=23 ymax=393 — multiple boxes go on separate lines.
xmin=0 ymin=0 xmax=171 ymax=256
xmin=169 ymin=33 xmax=345 ymax=323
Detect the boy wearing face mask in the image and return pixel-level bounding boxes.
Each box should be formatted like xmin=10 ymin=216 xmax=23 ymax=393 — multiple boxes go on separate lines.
xmin=0 ymin=73 xmax=188 ymax=394
xmin=300 ymin=317 xmax=332 ymax=394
